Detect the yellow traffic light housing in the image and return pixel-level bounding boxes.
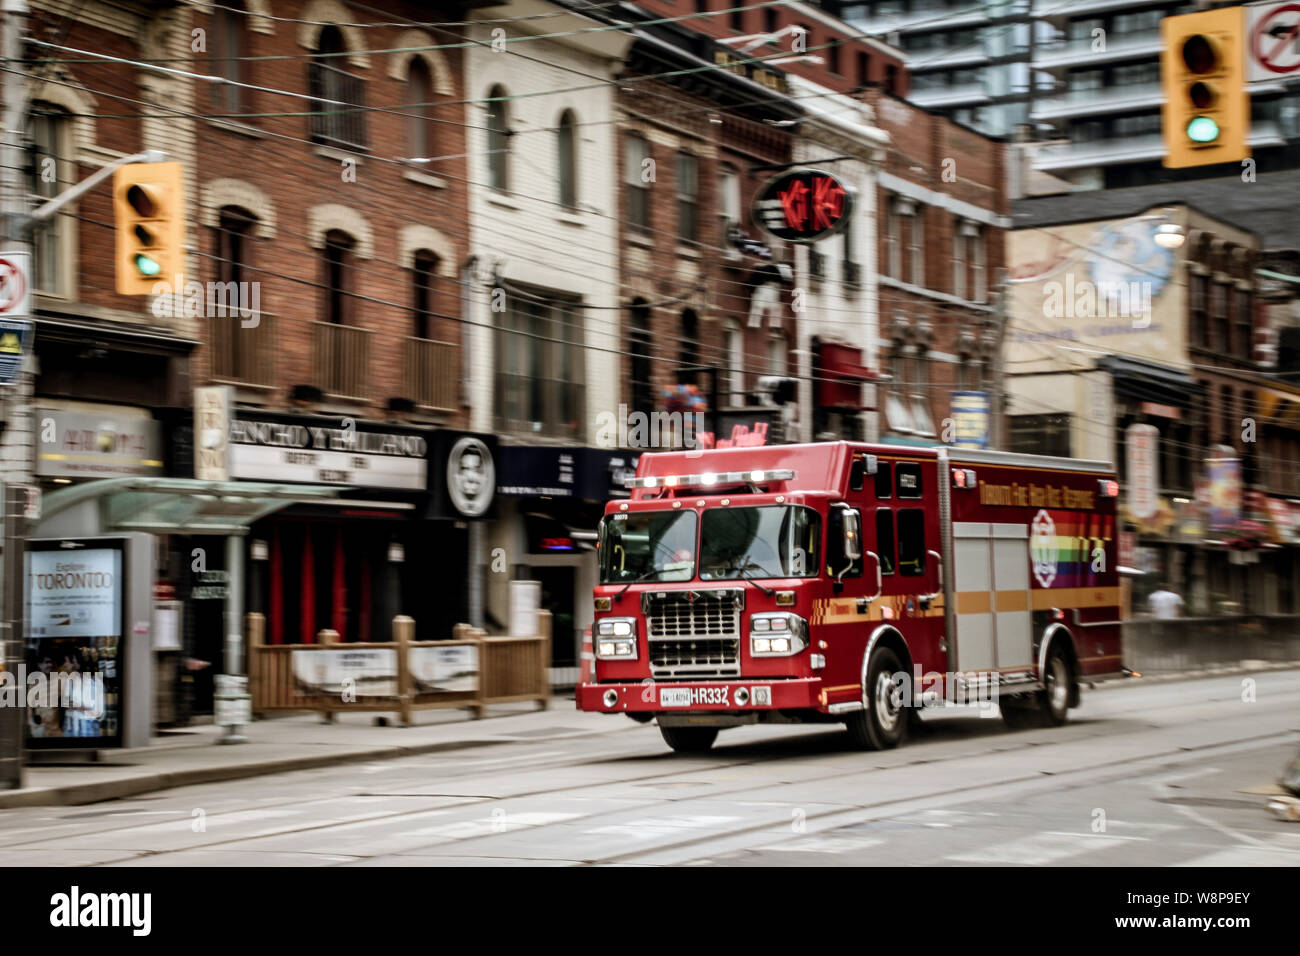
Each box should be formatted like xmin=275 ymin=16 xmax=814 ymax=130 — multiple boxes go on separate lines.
xmin=113 ymin=161 xmax=185 ymax=294
xmin=1161 ymin=7 xmax=1249 ymax=169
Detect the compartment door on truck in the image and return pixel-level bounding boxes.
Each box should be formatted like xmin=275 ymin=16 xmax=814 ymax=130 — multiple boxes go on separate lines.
xmin=952 ymin=522 xmax=1033 ymax=672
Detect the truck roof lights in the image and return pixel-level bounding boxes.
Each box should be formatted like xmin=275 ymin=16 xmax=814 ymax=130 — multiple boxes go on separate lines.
xmin=624 ymin=468 xmax=796 ymax=490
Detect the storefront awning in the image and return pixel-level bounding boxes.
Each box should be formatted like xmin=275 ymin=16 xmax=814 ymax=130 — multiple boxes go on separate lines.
xmin=38 ymin=478 xmax=348 ymax=536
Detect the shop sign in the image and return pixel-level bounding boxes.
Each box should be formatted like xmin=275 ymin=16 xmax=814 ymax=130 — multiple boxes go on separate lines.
xmin=950 ymin=391 xmax=991 ymax=449
xmin=191 ymin=570 xmax=229 ymax=601
xmin=497 ymin=446 xmax=579 ymax=497
xmin=37 ymin=409 xmax=163 ymax=478
xmin=752 ymin=168 xmax=853 ymax=244
xmin=1125 ymin=424 xmax=1159 ymax=520
xmin=194 ymin=386 xmax=232 ymax=481
xmin=446 ymin=436 xmax=495 ymax=517
xmin=229 ymin=414 xmax=428 ymax=490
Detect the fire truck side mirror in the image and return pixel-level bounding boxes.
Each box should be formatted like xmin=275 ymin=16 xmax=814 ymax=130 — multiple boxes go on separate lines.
xmin=842 ymin=509 xmax=862 ymax=561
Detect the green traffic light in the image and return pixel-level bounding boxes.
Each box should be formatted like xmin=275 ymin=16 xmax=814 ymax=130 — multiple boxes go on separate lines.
xmin=133 ymin=253 xmax=162 ymax=277
xmin=1186 ymin=116 xmax=1220 ymax=143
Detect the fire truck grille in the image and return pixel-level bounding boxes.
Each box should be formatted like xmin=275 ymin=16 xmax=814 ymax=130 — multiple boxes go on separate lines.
xmin=643 ymin=589 xmax=742 ymax=679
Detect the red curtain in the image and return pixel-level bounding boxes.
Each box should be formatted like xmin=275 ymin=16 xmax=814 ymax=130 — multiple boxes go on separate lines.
xmin=332 ymin=525 xmax=347 ymax=640
xmin=301 ymin=524 xmax=316 ymax=643
xmin=360 ymin=547 xmax=372 ymax=643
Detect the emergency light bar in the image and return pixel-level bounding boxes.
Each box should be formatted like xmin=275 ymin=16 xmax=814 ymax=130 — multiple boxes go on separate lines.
xmin=624 ymin=468 xmax=797 ymax=490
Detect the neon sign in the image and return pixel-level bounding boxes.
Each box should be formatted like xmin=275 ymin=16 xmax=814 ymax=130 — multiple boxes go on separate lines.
xmin=752 ymin=168 xmax=853 ymax=243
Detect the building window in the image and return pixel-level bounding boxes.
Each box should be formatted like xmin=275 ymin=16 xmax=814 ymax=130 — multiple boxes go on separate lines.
xmin=1232 ymin=287 xmax=1252 ymax=360
xmin=496 ymin=292 xmax=585 ymax=439
xmin=556 ymin=110 xmax=577 ymax=209
xmin=828 ymin=38 xmax=842 ymax=75
xmin=28 ymin=107 xmax=70 ymax=296
xmin=730 ymin=5 xmax=744 ymax=31
xmin=718 ymin=163 xmax=740 ymax=245
xmin=842 ymin=223 xmax=860 ymax=287
xmin=680 ymin=309 xmax=700 ymax=384
xmin=1210 ymin=281 xmax=1229 ymax=353
xmin=1009 ymin=413 xmax=1071 ymax=458
xmin=1190 ymin=273 xmax=1208 ymax=347
xmin=625 ymin=134 xmax=650 ymax=232
xmin=953 ymin=219 xmax=968 ymax=299
xmin=323 ymin=229 xmax=355 ymax=324
xmin=212 ymin=2 xmax=245 ymax=113
xmin=405 ymin=58 xmax=433 ymax=160
xmin=629 ymin=299 xmax=653 ymax=415
xmin=214 ymin=206 xmax=255 ymax=289
xmin=970 ymin=225 xmax=987 ymax=303
xmin=726 ymin=319 xmax=745 ymax=406
xmin=767 ymin=333 xmax=787 ymax=375
xmin=857 ymin=51 xmax=870 ymax=87
xmin=412 ymin=250 xmax=439 ymax=340
xmin=908 ymin=207 xmax=924 ymax=286
xmin=486 ymin=84 xmax=510 ymax=191
xmin=309 ymin=26 xmax=367 ymax=149
xmin=884 ymin=200 xmax=901 ymax=278
xmin=676 ymin=152 xmax=699 ymax=242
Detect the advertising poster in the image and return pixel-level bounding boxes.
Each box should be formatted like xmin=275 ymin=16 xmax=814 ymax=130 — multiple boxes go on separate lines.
xmin=409 ymin=645 xmax=479 ymax=694
xmin=950 ymin=391 xmax=991 ymax=449
xmin=1204 ymin=453 xmax=1242 ymax=533
xmin=22 ymin=546 xmax=123 ymax=747
xmin=291 ymin=648 xmax=398 ymax=698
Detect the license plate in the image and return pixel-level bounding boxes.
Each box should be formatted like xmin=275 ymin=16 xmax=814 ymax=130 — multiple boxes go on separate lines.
xmin=660 ymin=688 xmax=692 ymax=707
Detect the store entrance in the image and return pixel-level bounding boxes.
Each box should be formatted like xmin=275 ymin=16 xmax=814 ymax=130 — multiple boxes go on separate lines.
xmin=532 ymin=565 xmax=577 ymax=672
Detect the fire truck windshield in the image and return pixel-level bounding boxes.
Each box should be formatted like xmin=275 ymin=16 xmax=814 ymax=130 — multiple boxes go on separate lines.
xmin=598 ymin=510 xmax=698 ymax=584
xmin=699 ymin=505 xmax=820 ymax=580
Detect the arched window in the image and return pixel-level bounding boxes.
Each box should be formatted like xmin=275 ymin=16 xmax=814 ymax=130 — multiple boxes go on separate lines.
xmin=215 ymin=206 xmax=256 ymax=287
xmin=624 ymin=134 xmax=650 ymax=231
xmin=629 ymin=300 xmax=652 ymax=415
xmin=676 ymin=152 xmax=699 ymax=242
xmin=310 ymin=25 xmax=367 ymax=149
xmin=486 ymin=85 xmax=510 ymax=191
xmin=212 ymin=2 xmax=246 ymax=112
xmin=557 ymin=110 xmax=577 ymax=209
xmin=323 ymin=229 xmax=355 ymax=325
xmin=406 ymin=58 xmax=433 ymax=160
xmin=211 ymin=206 xmax=261 ymax=381
xmin=412 ymin=249 xmax=439 ymax=340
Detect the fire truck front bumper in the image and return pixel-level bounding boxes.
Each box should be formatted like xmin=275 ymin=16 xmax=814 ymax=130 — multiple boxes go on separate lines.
xmin=577 ymin=678 xmax=825 ymax=714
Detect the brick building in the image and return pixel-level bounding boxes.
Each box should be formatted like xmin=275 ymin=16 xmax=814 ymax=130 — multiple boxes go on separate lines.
xmin=613 ymin=6 xmax=800 ymax=448
xmin=861 ymin=90 xmax=1010 ymax=448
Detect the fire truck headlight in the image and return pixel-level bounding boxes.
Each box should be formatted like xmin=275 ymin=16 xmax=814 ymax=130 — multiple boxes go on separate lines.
xmin=749 ymin=613 xmax=808 ymax=656
xmin=595 ymin=618 xmax=638 ymax=659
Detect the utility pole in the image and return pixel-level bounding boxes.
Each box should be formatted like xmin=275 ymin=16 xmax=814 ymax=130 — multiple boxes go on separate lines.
xmin=989 ymin=268 xmax=1009 ymax=451
xmin=0 ymin=0 xmax=28 ymax=790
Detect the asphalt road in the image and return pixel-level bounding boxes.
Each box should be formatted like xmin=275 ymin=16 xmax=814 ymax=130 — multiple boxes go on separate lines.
xmin=2 ymin=671 xmax=1297 ymax=867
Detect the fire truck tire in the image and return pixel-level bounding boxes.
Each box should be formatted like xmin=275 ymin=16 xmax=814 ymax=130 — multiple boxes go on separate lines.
xmin=1033 ymin=642 xmax=1073 ymax=727
xmin=845 ymin=645 xmax=907 ymax=751
xmin=659 ymin=725 xmax=718 ymax=753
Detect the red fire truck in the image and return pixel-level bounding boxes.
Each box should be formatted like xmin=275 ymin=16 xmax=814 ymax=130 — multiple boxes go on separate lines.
xmin=576 ymin=441 xmax=1123 ymax=753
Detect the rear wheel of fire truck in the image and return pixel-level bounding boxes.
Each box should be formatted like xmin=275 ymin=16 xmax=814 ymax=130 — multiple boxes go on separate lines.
xmin=845 ymin=646 xmax=907 ymax=751
xmin=1032 ymin=642 xmax=1073 ymax=727
xmin=659 ymin=725 xmax=719 ymax=753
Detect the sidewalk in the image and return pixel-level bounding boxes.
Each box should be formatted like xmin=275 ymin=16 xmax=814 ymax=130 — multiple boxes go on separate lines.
xmin=0 ymin=697 xmax=612 ymax=809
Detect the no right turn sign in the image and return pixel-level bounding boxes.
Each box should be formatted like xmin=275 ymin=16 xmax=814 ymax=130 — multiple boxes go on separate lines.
xmin=1249 ymin=1 xmax=1300 ymax=81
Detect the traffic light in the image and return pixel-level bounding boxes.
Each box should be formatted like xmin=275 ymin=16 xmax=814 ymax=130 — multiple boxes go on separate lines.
xmin=1161 ymin=7 xmax=1249 ymax=169
xmin=113 ymin=161 xmax=185 ymax=294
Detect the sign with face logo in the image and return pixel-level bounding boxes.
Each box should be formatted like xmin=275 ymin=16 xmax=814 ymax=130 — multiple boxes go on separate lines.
xmin=447 ymin=436 xmax=495 ymax=517
xmin=1030 ymin=509 xmax=1058 ymax=589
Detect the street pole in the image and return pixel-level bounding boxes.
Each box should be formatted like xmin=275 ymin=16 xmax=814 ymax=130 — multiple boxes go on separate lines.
xmin=0 ymin=0 xmax=29 ymax=790
xmin=989 ymin=269 xmax=1008 ymax=450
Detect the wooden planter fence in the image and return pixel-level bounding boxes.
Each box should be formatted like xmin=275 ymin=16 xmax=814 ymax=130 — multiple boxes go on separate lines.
xmin=247 ymin=611 xmax=551 ymax=724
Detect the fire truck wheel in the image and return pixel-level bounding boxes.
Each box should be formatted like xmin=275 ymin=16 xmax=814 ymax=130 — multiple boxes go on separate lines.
xmin=1034 ymin=643 xmax=1073 ymax=727
xmin=659 ymin=725 xmax=719 ymax=753
xmin=845 ymin=646 xmax=907 ymax=751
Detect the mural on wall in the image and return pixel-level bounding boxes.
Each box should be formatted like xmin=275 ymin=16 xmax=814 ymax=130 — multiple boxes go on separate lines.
xmin=1006 ymin=215 xmax=1184 ymax=374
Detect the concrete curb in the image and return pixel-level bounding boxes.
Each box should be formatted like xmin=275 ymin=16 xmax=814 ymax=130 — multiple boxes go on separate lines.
xmin=0 ymin=736 xmax=514 ymax=810
xmin=1088 ymin=661 xmax=1300 ymax=689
